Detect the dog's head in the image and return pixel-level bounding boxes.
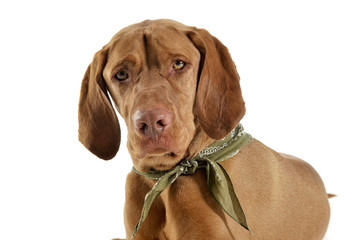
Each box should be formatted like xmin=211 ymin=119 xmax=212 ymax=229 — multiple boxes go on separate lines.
xmin=78 ymin=19 xmax=246 ymax=171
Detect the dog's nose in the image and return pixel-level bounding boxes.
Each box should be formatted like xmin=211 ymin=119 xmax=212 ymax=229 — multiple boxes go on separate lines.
xmin=132 ymin=108 xmax=171 ymax=137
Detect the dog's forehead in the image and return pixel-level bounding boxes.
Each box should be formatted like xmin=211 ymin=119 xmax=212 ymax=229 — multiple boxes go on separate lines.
xmin=111 ymin=19 xmax=192 ymax=41
xmin=107 ymin=20 xmax=197 ymax=61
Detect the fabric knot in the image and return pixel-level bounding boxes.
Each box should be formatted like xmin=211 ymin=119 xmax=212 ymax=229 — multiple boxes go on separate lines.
xmin=179 ymin=159 xmax=199 ymax=175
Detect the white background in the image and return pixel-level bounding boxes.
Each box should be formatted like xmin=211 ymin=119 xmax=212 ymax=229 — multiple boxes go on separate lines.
xmin=1 ymin=0 xmax=360 ymax=239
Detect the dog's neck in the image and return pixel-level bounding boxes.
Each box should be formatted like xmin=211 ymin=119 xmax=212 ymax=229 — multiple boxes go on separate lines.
xmin=185 ymin=121 xmax=217 ymax=159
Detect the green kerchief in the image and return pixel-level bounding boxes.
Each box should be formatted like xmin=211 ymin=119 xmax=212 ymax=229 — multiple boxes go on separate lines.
xmin=131 ymin=123 xmax=253 ymax=238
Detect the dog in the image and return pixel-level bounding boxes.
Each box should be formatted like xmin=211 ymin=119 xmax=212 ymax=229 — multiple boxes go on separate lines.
xmin=78 ymin=19 xmax=331 ymax=240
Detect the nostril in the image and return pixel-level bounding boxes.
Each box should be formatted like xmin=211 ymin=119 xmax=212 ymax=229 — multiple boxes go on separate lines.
xmin=156 ymin=120 xmax=166 ymax=128
xmin=156 ymin=113 xmax=171 ymax=128
xmin=140 ymin=123 xmax=149 ymax=133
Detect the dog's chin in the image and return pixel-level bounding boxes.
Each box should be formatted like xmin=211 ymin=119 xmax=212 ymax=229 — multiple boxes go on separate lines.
xmin=131 ymin=146 xmax=186 ymax=172
xmin=146 ymin=151 xmax=184 ymax=171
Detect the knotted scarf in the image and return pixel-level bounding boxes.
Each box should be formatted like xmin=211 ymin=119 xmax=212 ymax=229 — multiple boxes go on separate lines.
xmin=131 ymin=123 xmax=253 ymax=238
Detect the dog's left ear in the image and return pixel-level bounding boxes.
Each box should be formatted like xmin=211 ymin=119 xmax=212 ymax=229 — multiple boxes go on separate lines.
xmin=78 ymin=47 xmax=121 ymax=160
xmin=188 ymin=28 xmax=246 ymax=140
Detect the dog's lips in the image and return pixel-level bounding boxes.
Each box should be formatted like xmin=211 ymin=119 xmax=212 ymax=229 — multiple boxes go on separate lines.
xmin=143 ymin=147 xmax=175 ymax=157
xmin=137 ymin=136 xmax=181 ymax=159
xmin=133 ymin=148 xmax=183 ymax=171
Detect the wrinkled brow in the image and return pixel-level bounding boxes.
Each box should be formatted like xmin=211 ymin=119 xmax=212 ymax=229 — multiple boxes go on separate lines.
xmin=111 ymin=54 xmax=140 ymax=68
xmin=103 ymin=52 xmax=142 ymax=80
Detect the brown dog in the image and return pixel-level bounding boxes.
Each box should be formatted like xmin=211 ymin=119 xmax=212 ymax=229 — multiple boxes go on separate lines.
xmin=78 ymin=19 xmax=331 ymax=240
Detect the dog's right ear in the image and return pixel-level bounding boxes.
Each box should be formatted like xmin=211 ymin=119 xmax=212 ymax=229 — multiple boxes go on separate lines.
xmin=78 ymin=47 xmax=120 ymax=160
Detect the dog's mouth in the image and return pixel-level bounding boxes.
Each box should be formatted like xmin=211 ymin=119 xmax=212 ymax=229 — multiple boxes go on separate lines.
xmin=136 ymin=134 xmax=180 ymax=155
xmin=133 ymin=141 xmax=187 ymax=171
xmin=143 ymin=147 xmax=176 ymax=157
xmin=167 ymin=152 xmax=177 ymax=157
xmin=127 ymin=120 xmax=195 ymax=171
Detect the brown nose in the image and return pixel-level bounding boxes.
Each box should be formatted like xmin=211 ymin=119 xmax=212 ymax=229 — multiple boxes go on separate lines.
xmin=132 ymin=108 xmax=171 ymax=137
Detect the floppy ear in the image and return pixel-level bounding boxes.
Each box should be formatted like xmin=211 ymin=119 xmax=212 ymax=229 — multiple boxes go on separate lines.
xmin=78 ymin=47 xmax=120 ymax=160
xmin=188 ymin=29 xmax=246 ymax=140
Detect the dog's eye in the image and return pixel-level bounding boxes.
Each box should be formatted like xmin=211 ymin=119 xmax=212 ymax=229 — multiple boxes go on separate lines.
xmin=173 ymin=60 xmax=185 ymax=70
xmin=115 ymin=70 xmax=129 ymax=81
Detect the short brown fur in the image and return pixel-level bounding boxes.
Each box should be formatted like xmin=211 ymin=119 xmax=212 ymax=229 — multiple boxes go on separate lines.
xmin=78 ymin=19 xmax=330 ymax=240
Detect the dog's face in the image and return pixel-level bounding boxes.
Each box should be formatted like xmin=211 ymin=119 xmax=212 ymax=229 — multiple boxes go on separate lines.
xmin=78 ymin=19 xmax=246 ymax=172
xmin=103 ymin=21 xmax=200 ymax=171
